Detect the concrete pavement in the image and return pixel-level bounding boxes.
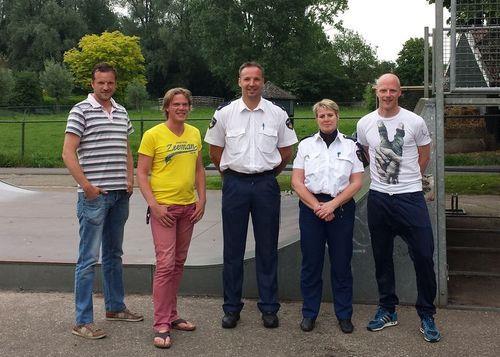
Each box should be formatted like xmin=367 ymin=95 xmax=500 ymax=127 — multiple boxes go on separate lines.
xmin=1 ymin=168 xmax=499 ymax=356
xmin=1 ymin=291 xmax=499 ymax=357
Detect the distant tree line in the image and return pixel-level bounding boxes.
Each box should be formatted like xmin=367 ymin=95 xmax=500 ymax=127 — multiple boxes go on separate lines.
xmin=0 ymin=0 xmax=429 ymax=108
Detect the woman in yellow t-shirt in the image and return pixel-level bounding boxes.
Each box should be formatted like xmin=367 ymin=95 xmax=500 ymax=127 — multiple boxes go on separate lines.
xmin=137 ymin=88 xmax=206 ymax=349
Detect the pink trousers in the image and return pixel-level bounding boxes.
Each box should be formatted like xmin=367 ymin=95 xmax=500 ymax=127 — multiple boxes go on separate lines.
xmin=150 ymin=204 xmax=195 ymax=332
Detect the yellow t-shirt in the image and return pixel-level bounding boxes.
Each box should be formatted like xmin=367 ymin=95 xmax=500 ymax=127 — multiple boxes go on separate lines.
xmin=138 ymin=122 xmax=202 ymax=205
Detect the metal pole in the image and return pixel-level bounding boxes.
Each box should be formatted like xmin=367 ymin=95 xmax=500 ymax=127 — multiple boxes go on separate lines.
xmin=21 ymin=120 xmax=25 ymax=159
xmin=432 ymin=28 xmax=436 ymax=96
xmin=140 ymin=117 xmax=144 ymax=138
xmin=434 ymin=0 xmax=448 ymax=306
xmin=424 ymin=27 xmax=430 ymax=98
xmin=450 ymin=0 xmax=457 ymax=92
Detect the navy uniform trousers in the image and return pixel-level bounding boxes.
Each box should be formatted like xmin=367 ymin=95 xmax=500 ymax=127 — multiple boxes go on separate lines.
xmin=367 ymin=190 xmax=437 ymax=318
xmin=299 ymin=195 xmax=355 ymax=321
xmin=221 ymin=170 xmax=281 ymax=314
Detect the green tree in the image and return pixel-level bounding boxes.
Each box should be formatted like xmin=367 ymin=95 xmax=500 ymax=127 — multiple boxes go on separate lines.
xmin=5 ymin=0 xmax=87 ymax=71
xmin=376 ymin=60 xmax=396 ymax=76
xmin=331 ymin=29 xmax=378 ymax=101
xmin=125 ymin=79 xmax=149 ymax=110
xmin=0 ymin=67 xmax=14 ymax=105
xmin=76 ymin=0 xmax=119 ymax=34
xmin=40 ymin=60 xmax=74 ymax=104
xmin=189 ymin=0 xmax=348 ymax=97
xmin=64 ymin=31 xmax=146 ymax=98
xmin=395 ymin=37 xmax=429 ymax=85
xmin=11 ymin=71 xmax=43 ymax=107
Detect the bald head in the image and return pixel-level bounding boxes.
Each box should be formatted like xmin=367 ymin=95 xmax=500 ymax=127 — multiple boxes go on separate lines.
xmin=375 ymin=73 xmax=402 ymax=117
xmin=376 ymin=73 xmax=401 ymax=89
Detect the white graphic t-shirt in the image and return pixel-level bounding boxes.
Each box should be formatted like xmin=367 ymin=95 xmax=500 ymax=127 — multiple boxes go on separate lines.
xmin=356 ymin=107 xmax=431 ymax=194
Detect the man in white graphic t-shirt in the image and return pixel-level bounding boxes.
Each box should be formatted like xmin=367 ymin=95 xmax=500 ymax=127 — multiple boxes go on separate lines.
xmin=356 ymin=73 xmax=441 ymax=343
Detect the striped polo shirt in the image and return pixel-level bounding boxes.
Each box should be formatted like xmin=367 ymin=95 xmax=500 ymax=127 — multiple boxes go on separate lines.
xmin=65 ymin=94 xmax=134 ymax=192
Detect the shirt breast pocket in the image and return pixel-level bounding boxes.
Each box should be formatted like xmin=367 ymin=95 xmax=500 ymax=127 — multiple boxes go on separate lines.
xmin=334 ymin=155 xmax=354 ymax=183
xmin=226 ymin=128 xmax=246 ymax=155
xmin=258 ymin=127 xmax=278 ymax=154
xmin=304 ymin=151 xmax=322 ymax=176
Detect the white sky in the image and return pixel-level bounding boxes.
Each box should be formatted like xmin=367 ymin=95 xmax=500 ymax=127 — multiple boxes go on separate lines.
xmin=332 ymin=0 xmax=450 ymax=62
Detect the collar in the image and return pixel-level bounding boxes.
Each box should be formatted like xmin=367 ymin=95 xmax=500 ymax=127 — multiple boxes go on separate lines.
xmin=312 ymin=131 xmax=345 ymax=144
xmin=237 ymin=97 xmax=265 ymax=113
xmin=87 ymin=93 xmax=117 ymax=109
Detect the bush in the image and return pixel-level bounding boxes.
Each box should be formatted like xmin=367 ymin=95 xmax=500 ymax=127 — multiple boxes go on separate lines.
xmin=40 ymin=60 xmax=74 ymax=104
xmin=125 ymin=80 xmax=149 ymax=110
xmin=0 ymin=68 xmax=15 ymax=106
xmin=363 ymin=83 xmax=376 ymax=111
xmin=11 ymin=71 xmax=43 ymax=107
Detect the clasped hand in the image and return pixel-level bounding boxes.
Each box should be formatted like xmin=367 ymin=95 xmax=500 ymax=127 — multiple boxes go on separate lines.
xmin=314 ymin=201 xmax=335 ymax=222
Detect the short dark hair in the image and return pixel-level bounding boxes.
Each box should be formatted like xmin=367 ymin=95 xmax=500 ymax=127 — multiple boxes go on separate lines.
xmin=238 ymin=61 xmax=264 ymax=77
xmin=92 ymin=63 xmax=117 ymax=80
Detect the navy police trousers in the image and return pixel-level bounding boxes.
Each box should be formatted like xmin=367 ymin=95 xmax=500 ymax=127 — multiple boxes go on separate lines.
xmin=221 ymin=171 xmax=281 ymax=314
xmin=299 ymin=195 xmax=355 ymax=321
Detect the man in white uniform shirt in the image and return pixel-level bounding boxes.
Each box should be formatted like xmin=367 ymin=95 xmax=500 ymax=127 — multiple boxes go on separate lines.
xmin=356 ymin=73 xmax=441 ymax=343
xmin=204 ymin=62 xmax=298 ymax=329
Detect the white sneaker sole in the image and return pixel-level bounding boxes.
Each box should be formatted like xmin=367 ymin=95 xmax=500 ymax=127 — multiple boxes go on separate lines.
xmin=367 ymin=320 xmax=398 ymax=332
xmin=420 ymin=327 xmax=441 ymax=342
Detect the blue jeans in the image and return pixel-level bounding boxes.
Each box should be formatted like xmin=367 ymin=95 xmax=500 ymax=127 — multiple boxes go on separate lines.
xmin=75 ymin=190 xmax=129 ymax=325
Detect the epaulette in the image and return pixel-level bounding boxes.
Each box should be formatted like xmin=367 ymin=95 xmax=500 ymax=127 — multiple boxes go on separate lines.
xmin=216 ymin=100 xmax=233 ymax=111
xmin=271 ymin=101 xmax=288 ymax=113
xmin=299 ymin=133 xmax=315 ymax=143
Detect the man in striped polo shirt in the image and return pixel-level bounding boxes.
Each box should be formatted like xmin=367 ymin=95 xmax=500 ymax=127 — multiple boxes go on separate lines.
xmin=62 ymin=63 xmax=143 ymax=340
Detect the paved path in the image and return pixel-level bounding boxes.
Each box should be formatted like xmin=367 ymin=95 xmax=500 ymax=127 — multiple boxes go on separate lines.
xmin=1 ymin=291 xmax=499 ymax=357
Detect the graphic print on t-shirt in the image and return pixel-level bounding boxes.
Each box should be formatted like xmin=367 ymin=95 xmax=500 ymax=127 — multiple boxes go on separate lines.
xmin=164 ymin=141 xmax=198 ymax=164
xmin=375 ymin=120 xmax=405 ymax=184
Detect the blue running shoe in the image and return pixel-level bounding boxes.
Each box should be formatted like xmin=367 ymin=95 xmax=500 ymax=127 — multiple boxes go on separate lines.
xmin=420 ymin=315 xmax=441 ymax=343
xmin=367 ymin=307 xmax=398 ymax=331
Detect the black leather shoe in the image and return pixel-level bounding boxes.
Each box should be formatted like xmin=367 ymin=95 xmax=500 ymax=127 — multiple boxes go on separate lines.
xmin=222 ymin=312 xmax=240 ymax=329
xmin=300 ymin=317 xmax=315 ymax=332
xmin=262 ymin=312 xmax=279 ymax=328
xmin=339 ymin=319 xmax=354 ymax=333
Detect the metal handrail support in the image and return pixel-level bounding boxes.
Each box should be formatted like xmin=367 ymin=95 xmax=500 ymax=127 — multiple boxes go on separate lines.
xmin=425 ymin=27 xmax=430 ymax=98
xmin=450 ymin=0 xmax=457 ymax=92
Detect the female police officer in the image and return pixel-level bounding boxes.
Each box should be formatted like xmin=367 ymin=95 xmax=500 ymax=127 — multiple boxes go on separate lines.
xmin=291 ymin=99 xmax=364 ymax=333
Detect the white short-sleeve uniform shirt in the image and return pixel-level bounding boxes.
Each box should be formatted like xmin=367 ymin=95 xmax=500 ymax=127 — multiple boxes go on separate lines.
xmin=356 ymin=107 xmax=432 ymax=194
xmin=293 ymin=132 xmax=365 ymax=197
xmin=204 ymin=98 xmax=298 ymax=173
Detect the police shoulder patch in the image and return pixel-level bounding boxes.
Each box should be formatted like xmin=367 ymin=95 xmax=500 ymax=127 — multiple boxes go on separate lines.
xmin=286 ymin=117 xmax=294 ymax=130
xmin=208 ymin=117 xmax=217 ymax=129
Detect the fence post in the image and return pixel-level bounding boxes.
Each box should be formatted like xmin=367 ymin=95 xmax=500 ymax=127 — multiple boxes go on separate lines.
xmin=21 ymin=114 xmax=26 ymax=159
xmin=140 ymin=117 xmax=144 ymax=138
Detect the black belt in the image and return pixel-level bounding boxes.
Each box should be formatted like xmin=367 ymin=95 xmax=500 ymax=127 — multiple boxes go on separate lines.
xmin=314 ymin=193 xmax=335 ymax=202
xmin=224 ymin=168 xmax=275 ymax=177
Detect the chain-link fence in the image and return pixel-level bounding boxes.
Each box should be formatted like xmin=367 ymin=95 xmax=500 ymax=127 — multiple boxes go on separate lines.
xmin=446 ymin=0 xmax=500 ymax=92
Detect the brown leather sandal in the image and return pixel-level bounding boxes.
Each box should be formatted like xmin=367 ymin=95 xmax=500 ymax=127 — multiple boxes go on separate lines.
xmin=153 ymin=331 xmax=171 ymax=349
xmin=171 ymin=318 xmax=196 ymax=331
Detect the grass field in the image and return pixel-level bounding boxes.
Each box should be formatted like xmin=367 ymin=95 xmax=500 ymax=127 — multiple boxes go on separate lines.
xmin=0 ymin=105 xmax=365 ymax=167
xmin=207 ymin=173 xmax=500 ymax=195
